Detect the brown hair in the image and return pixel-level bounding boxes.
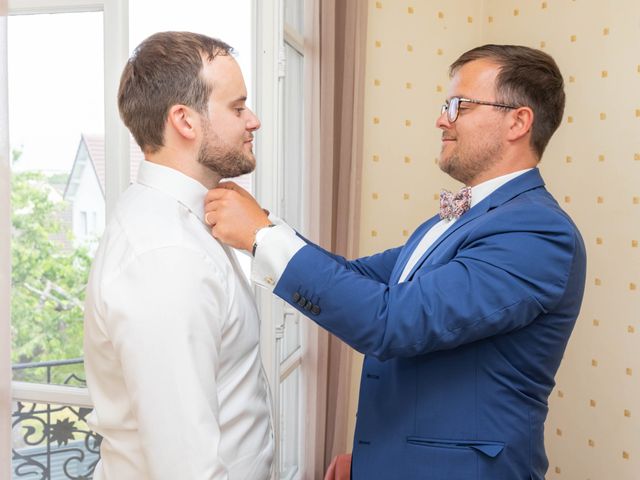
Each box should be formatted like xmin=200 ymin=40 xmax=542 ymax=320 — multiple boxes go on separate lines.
xmin=118 ymin=31 xmax=233 ymax=153
xmin=450 ymin=44 xmax=565 ymax=159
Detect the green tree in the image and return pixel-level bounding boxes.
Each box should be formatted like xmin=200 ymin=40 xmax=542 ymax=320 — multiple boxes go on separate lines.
xmin=11 ymin=151 xmax=92 ymax=384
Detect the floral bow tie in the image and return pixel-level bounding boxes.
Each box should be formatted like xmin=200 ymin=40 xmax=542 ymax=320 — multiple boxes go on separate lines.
xmin=439 ymin=187 xmax=472 ymax=220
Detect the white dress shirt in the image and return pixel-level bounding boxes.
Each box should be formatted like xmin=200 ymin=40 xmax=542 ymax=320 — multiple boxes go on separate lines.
xmin=251 ymin=169 xmax=532 ymax=290
xmin=84 ymin=161 xmax=273 ymax=480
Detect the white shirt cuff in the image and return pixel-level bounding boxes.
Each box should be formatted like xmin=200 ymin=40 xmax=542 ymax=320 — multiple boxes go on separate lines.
xmin=251 ymin=218 xmax=305 ymax=291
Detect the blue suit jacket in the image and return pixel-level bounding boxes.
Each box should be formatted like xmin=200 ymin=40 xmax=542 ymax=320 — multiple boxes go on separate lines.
xmin=274 ymin=169 xmax=586 ymax=479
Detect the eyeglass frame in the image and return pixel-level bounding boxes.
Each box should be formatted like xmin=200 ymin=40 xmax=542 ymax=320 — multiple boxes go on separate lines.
xmin=441 ymin=96 xmax=519 ymax=123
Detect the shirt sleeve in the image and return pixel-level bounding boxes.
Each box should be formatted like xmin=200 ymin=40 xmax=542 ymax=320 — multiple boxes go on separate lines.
xmin=251 ymin=220 xmax=305 ymax=291
xmin=251 ymin=215 xmax=400 ymax=289
xmin=101 ymin=246 xmax=230 ymax=480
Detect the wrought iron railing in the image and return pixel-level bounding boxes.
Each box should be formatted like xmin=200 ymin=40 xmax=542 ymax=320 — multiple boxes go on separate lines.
xmin=12 ymin=358 xmax=88 ymax=387
xmin=11 ymin=358 xmax=101 ymax=480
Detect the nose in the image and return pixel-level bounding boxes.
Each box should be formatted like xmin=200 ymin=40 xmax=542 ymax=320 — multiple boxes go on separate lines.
xmin=247 ymin=108 xmax=261 ymax=131
xmin=436 ymin=109 xmax=451 ymax=130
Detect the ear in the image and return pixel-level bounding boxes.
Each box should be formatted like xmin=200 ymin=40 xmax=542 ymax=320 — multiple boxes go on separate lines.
xmin=506 ymin=106 xmax=534 ymax=142
xmin=166 ymin=104 xmax=198 ymax=141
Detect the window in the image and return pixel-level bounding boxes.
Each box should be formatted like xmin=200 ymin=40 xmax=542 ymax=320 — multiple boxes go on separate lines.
xmin=2 ymin=2 xmax=313 ymax=479
xmin=9 ymin=9 xmax=103 ymax=380
xmin=1 ymin=1 xmax=128 ymax=478
xmin=80 ymin=211 xmax=89 ymax=236
xmin=254 ymin=0 xmax=310 ymax=478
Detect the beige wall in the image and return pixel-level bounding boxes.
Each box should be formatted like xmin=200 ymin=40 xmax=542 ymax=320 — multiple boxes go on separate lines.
xmin=349 ymin=1 xmax=640 ymax=478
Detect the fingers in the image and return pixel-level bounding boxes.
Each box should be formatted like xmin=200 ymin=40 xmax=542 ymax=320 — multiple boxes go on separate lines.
xmin=207 ymin=214 xmax=223 ymax=239
xmin=202 ymin=184 xmax=268 ymax=251
xmin=218 ymin=181 xmax=252 ymax=199
xmin=217 ymin=181 xmax=249 ymax=198
xmin=204 ymin=188 xmax=236 ymax=226
xmin=205 ymin=188 xmax=229 ymax=203
xmin=216 ymin=181 xmax=239 ymax=191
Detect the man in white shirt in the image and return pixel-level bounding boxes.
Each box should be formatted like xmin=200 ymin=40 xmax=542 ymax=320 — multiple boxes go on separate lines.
xmin=84 ymin=31 xmax=273 ymax=480
xmin=203 ymin=45 xmax=586 ymax=479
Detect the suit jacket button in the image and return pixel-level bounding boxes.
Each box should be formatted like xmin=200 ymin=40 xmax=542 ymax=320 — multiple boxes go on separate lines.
xmin=297 ymin=297 xmax=307 ymax=307
xmin=293 ymin=292 xmax=301 ymax=302
xmin=311 ymin=305 xmax=321 ymax=315
xmin=304 ymin=300 xmax=313 ymax=311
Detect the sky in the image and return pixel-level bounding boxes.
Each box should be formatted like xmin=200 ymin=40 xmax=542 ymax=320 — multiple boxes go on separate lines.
xmin=8 ymin=1 xmax=252 ymax=174
xmin=8 ymin=12 xmax=104 ymax=173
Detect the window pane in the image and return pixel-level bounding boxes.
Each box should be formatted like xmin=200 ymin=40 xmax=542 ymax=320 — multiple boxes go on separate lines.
xmin=280 ymin=309 xmax=300 ymax=363
xmin=278 ymin=368 xmax=300 ymax=480
xmin=9 ymin=12 xmax=104 ymax=386
xmin=12 ymin=400 xmax=101 ymax=478
xmin=282 ymin=44 xmax=304 ymax=231
xmin=284 ymin=0 xmax=304 ymax=33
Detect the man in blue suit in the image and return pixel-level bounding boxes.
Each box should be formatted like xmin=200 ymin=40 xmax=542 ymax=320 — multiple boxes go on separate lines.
xmin=205 ymin=45 xmax=586 ymax=479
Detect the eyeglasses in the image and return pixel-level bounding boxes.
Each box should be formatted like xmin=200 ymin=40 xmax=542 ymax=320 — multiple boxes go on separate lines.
xmin=441 ymin=97 xmax=519 ymax=123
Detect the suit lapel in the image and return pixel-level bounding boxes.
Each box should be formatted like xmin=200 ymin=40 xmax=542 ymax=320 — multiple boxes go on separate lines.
xmin=400 ymin=169 xmax=546 ymax=283
xmin=401 ymin=202 xmax=491 ymax=282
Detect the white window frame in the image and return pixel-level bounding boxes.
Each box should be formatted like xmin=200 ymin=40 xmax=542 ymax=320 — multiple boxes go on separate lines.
xmin=254 ymin=1 xmax=314 ymax=478
xmin=253 ymin=1 xmax=286 ymax=476
xmin=0 ymin=1 xmax=129 ymax=477
xmin=1 ymin=13 xmax=11 ymax=476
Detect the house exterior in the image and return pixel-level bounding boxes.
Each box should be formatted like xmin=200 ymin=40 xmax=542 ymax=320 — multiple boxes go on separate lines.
xmin=63 ymin=134 xmax=143 ymax=249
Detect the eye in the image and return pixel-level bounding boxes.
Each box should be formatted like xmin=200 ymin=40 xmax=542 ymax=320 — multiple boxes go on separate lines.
xmin=234 ymin=107 xmax=245 ymax=114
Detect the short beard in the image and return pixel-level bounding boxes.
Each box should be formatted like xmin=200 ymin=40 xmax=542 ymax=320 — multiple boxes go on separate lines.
xmin=440 ymin=139 xmax=503 ymax=185
xmin=197 ymin=124 xmax=255 ymax=179
xmin=198 ymin=145 xmax=254 ymax=178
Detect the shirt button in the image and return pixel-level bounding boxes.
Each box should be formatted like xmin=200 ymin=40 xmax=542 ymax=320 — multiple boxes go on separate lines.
xmin=264 ymin=276 xmax=275 ymax=285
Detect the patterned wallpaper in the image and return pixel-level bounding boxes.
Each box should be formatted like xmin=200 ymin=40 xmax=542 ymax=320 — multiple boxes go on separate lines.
xmin=351 ymin=1 xmax=640 ymax=478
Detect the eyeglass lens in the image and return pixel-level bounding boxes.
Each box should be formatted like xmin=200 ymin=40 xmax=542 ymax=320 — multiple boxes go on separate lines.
xmin=447 ymin=97 xmax=459 ymax=122
xmin=441 ymin=98 xmax=460 ymax=123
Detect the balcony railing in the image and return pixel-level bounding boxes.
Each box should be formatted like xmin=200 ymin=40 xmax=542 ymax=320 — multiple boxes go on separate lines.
xmin=11 ymin=358 xmax=101 ymax=480
xmin=12 ymin=358 xmax=88 ymax=387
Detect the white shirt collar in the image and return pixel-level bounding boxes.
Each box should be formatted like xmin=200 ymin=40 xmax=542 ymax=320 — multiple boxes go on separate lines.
xmin=136 ymin=160 xmax=208 ymax=223
xmin=470 ymin=168 xmax=533 ymax=208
